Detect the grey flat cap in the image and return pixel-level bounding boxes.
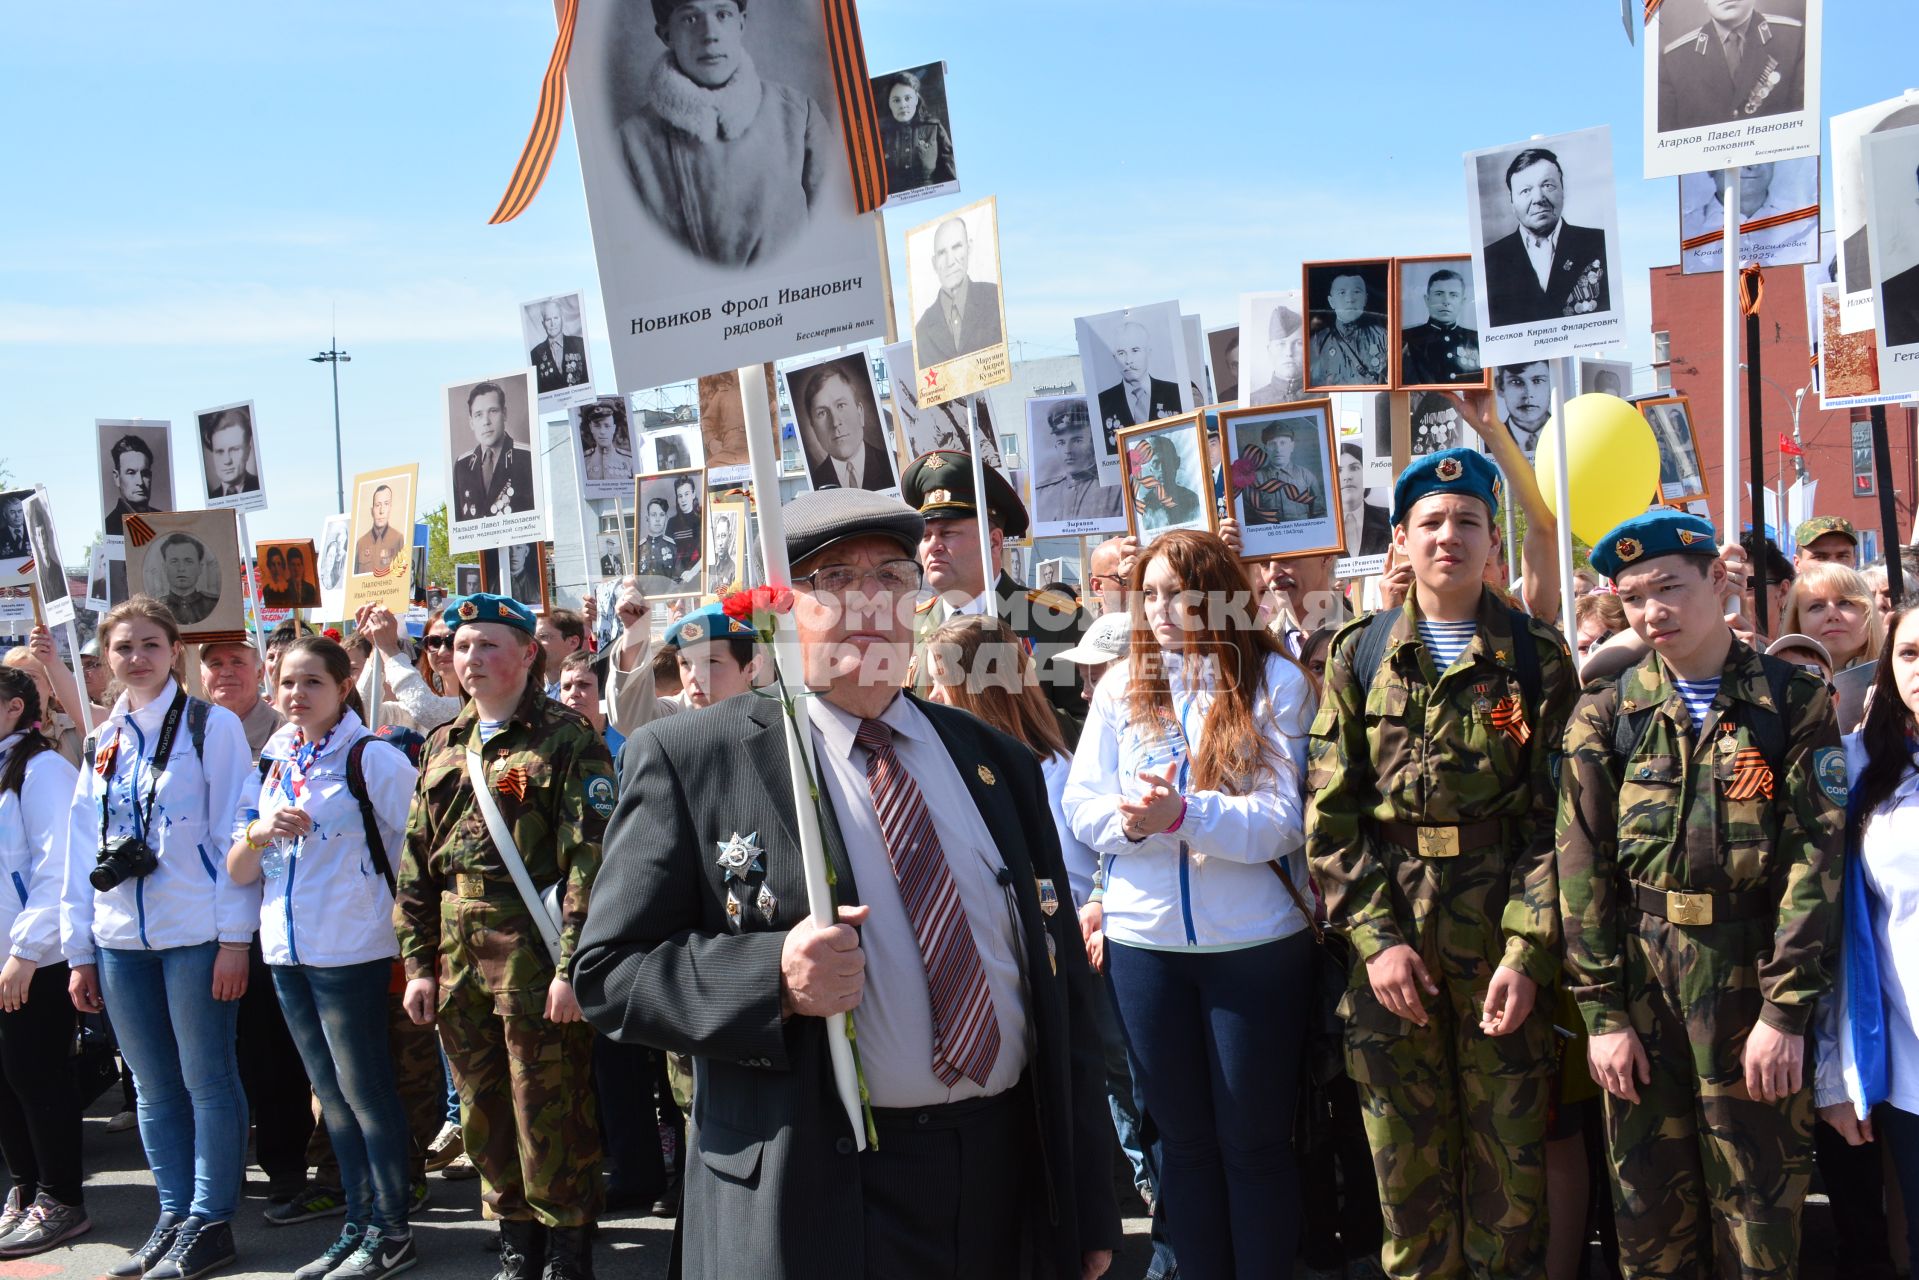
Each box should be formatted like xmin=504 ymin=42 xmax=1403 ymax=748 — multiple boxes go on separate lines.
xmin=785 ymin=487 xmax=924 ymax=567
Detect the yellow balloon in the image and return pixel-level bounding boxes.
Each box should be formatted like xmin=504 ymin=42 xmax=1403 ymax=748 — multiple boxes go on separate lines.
xmin=1533 ymin=393 xmax=1662 ymax=546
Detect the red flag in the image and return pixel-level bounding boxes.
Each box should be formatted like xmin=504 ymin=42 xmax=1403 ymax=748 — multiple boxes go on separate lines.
xmin=1778 ymin=433 xmax=1804 ymax=457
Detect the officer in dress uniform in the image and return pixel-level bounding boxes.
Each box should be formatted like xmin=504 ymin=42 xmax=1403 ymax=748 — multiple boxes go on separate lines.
xmin=1242 ymin=421 xmax=1326 ymax=526
xmin=1398 ymin=268 xmax=1483 ymax=386
xmin=1306 ymin=448 xmax=1576 ymax=1278
xmin=1559 ymin=509 xmax=1841 ymax=1278
xmin=900 ymin=451 xmax=1090 ymax=735
xmin=1658 ymin=0 xmax=1805 ymax=131
xmin=452 ymin=383 xmax=537 ymax=519
xmin=395 ymin=594 xmax=617 ymax=1280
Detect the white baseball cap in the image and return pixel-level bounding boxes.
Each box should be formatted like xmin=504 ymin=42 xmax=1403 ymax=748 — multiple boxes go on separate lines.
xmin=1058 ymin=611 xmax=1131 ymax=665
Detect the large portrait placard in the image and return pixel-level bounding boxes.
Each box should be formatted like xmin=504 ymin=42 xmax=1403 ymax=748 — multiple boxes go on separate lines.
xmin=96 ymin=420 xmax=175 ymax=540
xmin=1831 ymin=93 xmax=1919 ymax=332
xmin=1076 ymin=301 xmax=1194 ymax=485
xmin=23 ymin=489 xmax=74 ymax=628
xmin=1678 ymin=158 xmax=1819 ymax=275
xmin=519 ymin=292 xmax=596 ymax=414
xmin=124 ymin=508 xmax=246 ymax=644
xmin=1643 ymin=0 xmax=1820 ymax=179
xmin=782 ymin=348 xmax=898 ymax=495
xmin=1027 ymin=394 xmax=1125 ymax=539
xmin=444 ymin=370 xmax=544 ymax=555
xmin=344 ymin=465 xmax=418 ymax=615
xmin=194 ymin=401 xmax=268 ymax=514
xmin=571 ymin=396 xmax=638 ymax=502
xmin=1218 ymin=401 xmax=1344 ymax=563
xmin=1863 ymin=123 xmax=1919 ymax=397
xmin=905 ymin=195 xmax=1010 ymax=408
xmin=1237 ymin=291 xmax=1305 ymax=407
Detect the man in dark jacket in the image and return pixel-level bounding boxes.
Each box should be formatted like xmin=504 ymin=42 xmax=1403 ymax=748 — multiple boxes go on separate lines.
xmin=1483 ymin=147 xmax=1611 ymax=328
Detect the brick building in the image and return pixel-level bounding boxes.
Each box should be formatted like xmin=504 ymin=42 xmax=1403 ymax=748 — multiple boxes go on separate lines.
xmin=1648 ymin=262 xmax=1918 ymax=561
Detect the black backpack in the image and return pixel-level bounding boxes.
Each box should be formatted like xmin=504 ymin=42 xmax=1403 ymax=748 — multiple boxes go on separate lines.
xmin=257 ymin=735 xmax=401 ymax=894
xmin=1603 ymin=651 xmax=1795 ymax=782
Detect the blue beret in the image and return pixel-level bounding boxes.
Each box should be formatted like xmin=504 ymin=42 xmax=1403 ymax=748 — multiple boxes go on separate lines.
xmin=1589 ymin=509 xmax=1719 ymax=581
xmin=1390 ymin=447 xmax=1502 ymax=526
xmin=443 ymin=593 xmax=537 ymax=637
xmin=666 ymin=602 xmax=760 ymax=652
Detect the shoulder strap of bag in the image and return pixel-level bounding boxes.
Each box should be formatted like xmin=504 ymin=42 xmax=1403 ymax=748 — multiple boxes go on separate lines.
xmin=1351 ymin=608 xmax=1402 ymax=697
xmin=1507 ymin=607 xmax=1543 ymax=722
xmin=464 ymin=749 xmax=563 ymax=968
xmin=346 ymin=738 xmax=397 ymax=897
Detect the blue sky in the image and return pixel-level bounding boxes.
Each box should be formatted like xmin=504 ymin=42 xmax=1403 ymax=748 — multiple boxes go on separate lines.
xmin=5 ymin=0 xmax=1915 ymax=561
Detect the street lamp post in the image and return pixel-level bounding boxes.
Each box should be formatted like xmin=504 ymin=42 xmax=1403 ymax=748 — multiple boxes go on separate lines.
xmin=310 ymin=338 xmax=351 ymax=515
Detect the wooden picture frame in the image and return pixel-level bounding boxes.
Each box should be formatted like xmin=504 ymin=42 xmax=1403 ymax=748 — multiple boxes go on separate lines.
xmin=1639 ymin=395 xmax=1710 ymax=507
xmin=1217 ymin=400 xmax=1347 ymax=563
xmin=1302 ymin=258 xmax=1395 ymax=392
xmin=1392 ymin=254 xmax=1490 ymax=392
xmin=1116 ymin=412 xmax=1217 ymax=548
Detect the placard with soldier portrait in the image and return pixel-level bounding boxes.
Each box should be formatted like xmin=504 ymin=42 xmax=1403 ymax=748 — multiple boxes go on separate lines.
xmin=566 ymin=0 xmax=886 ymax=393
xmin=1639 ymin=395 xmax=1709 ymax=505
xmin=22 ymin=489 xmax=74 ymax=628
xmin=194 ymin=401 xmax=268 ymax=514
xmin=1116 ymin=413 xmax=1215 ymax=549
xmin=1644 ymin=0 xmax=1820 ymax=180
xmin=906 ymin=195 xmax=1010 ymax=408
xmin=705 ymin=493 xmax=750 ymax=596
xmin=1205 ymin=325 xmax=1240 ymax=406
xmin=882 ymin=340 xmax=998 ymax=470
xmin=871 ymin=61 xmax=959 ymax=208
xmin=781 ymin=348 xmax=898 ymax=496
xmin=697 ymin=365 xmax=780 ymax=485
xmin=479 ymin=542 xmax=549 ymax=614
xmin=1578 ymin=358 xmax=1634 ymax=398
xmin=0 ymin=490 xmax=31 ymax=588
xmin=1332 ymin=392 xmax=1395 ymax=579
xmin=519 ymin=292 xmax=596 ymax=413
xmin=1218 ymin=402 xmax=1343 ymax=563
xmin=344 ymin=464 xmax=418 ymax=615
xmin=1303 ymin=260 xmax=1393 ymax=392
xmin=256 ymin=539 xmax=322 ymax=610
xmin=124 ymin=508 xmax=245 ymax=643
xmin=1833 ymin=93 xmax=1919 ymax=333
xmin=317 ymin=514 xmax=349 ymax=621
xmin=1490 ymin=361 xmax=1559 ymax=461
xmin=96 ymin=420 xmax=175 ymax=541
xmin=454 ymin=564 xmax=482 ymax=597
xmin=443 ymin=369 xmax=544 ymax=555
xmin=632 ymin=469 xmax=706 ymax=598
xmin=1394 ymin=256 xmax=1486 ymax=389
xmin=1465 ymin=126 xmax=1625 ymax=366
xmin=1864 ymin=123 xmax=1919 ymax=396
xmin=1678 ymin=158 xmax=1819 ymax=275
xmin=571 ymin=396 xmax=639 ymax=501
xmin=1076 ymin=301 xmax=1194 ymax=486
xmin=1237 ymin=291 xmax=1305 ymax=408
xmin=1027 ymin=394 xmax=1125 ymax=539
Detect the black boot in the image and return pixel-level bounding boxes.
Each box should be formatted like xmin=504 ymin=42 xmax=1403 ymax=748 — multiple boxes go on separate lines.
xmin=494 ymin=1220 xmax=547 ymax=1280
xmin=542 ymin=1227 xmax=594 ymax=1280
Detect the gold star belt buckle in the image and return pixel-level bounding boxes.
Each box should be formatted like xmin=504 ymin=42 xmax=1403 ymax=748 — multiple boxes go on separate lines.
xmin=455 ymin=872 xmax=487 ymax=899
xmin=1666 ymin=890 xmax=1714 ymax=926
xmin=1416 ymin=827 xmax=1461 ymax=859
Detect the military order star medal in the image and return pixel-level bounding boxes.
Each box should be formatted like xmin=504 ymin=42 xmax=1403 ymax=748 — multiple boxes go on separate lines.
xmin=715 ymin=831 xmax=764 ymax=883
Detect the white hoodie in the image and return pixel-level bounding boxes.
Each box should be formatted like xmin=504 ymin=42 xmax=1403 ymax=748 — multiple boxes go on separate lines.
xmin=61 ymin=680 xmax=260 ymax=965
xmin=0 ymin=734 xmax=79 ymax=965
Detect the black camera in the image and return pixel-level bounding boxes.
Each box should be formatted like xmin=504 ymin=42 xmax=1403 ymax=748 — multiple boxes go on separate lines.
xmin=91 ymin=837 xmax=159 ymax=892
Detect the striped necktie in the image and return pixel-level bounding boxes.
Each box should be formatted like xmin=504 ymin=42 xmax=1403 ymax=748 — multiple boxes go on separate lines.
xmin=855 ymin=717 xmax=999 ymax=1088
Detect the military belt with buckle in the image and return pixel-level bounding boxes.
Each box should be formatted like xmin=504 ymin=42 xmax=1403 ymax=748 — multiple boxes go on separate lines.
xmin=1378 ymin=819 xmax=1506 ymax=859
xmin=453 ymin=872 xmax=489 ymax=900
xmin=1629 ymin=881 xmax=1770 ymax=927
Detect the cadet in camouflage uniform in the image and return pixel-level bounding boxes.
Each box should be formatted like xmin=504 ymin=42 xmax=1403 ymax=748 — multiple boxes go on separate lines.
xmin=1306 ymin=448 xmax=1575 ymax=1279
xmin=1559 ymin=511 xmax=1843 ymax=1279
xmin=395 ymin=594 xmax=617 ymax=1280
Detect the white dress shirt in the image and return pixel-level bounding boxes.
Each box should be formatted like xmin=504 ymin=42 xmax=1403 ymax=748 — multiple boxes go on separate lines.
xmin=1522 ymin=222 xmax=1563 ymax=291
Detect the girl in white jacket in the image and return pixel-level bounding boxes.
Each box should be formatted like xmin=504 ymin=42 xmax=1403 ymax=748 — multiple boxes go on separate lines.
xmin=229 ymin=636 xmax=419 ymax=1280
xmin=1063 ymin=529 xmax=1316 ymax=1280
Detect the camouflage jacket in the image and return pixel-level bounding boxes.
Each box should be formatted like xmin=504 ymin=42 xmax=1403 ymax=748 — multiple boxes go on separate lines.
xmin=396 ymin=684 xmax=617 ymax=986
xmin=1305 ymin=587 xmax=1576 ymax=986
xmin=1555 ymin=641 xmax=1844 ymax=1038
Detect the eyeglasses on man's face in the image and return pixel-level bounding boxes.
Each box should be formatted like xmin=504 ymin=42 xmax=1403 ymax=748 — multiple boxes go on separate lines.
xmin=792 ymin=558 xmax=924 ymax=596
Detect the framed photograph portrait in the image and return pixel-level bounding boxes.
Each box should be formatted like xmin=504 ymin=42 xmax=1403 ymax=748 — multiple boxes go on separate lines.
xmin=519 ymin=292 xmax=595 ymax=413
xmin=344 ymin=464 xmax=418 ymax=615
xmin=454 ymin=564 xmax=482 ymax=597
xmin=1679 ymin=158 xmax=1820 ymax=275
xmin=1332 ymin=393 xmax=1395 ymax=579
xmin=96 ymin=420 xmax=175 ymax=539
xmin=22 ymin=489 xmax=74 ymax=628
xmin=697 ymin=365 xmax=779 ymax=483
xmin=881 ymin=340 xmax=998 ymax=469
xmin=1218 ymin=401 xmax=1343 ymax=562
xmin=1491 ymin=362 xmax=1557 ymax=461
xmin=1645 ymin=0 xmax=1820 ymax=179
xmin=782 ymin=349 xmax=897 ymax=495
xmin=1834 ymin=94 xmax=1919 ymax=329
xmin=124 ymin=508 xmax=245 ymax=643
xmin=1205 ymin=325 xmax=1240 ymax=406
xmin=1076 ymin=301 xmax=1194 ymax=484
xmin=1116 ymin=414 xmax=1215 ymax=548
xmin=444 ymin=369 xmax=543 ymax=555
xmin=871 ymin=61 xmax=959 ymax=208
xmin=632 ymin=469 xmax=705 ymax=598
xmin=1864 ymin=123 xmax=1919 ymax=396
xmin=1640 ymin=395 xmax=1709 ymax=505
xmin=1028 ymin=394 xmax=1126 ymax=539
xmin=1578 ymin=358 xmax=1633 ymax=399
xmin=0 ymin=490 xmax=30 ymax=586
xmin=256 ymin=539 xmax=321 ymax=610
xmin=1465 ymin=126 xmax=1625 ymax=365
xmin=570 ymin=397 xmax=637 ymax=502
xmin=479 ymin=542 xmax=549 ymax=614
xmin=1236 ymin=291 xmax=1305 ymax=408
xmin=194 ymin=401 xmax=267 ymax=514
xmin=705 ymin=494 xmax=750 ymax=597
xmin=1394 ymin=256 xmax=1486 ymax=390
xmin=906 ymin=195 xmax=1010 ymax=407
xmin=1303 ymin=260 xmax=1393 ymax=392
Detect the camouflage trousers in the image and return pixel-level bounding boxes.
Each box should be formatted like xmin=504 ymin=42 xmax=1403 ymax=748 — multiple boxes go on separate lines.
xmin=438 ymin=974 xmax=602 ymax=1228
xmin=309 ymin=985 xmax=445 ymax=1186
xmin=1600 ymin=922 xmax=1813 ymax=1279
xmin=1341 ymin=888 xmax=1556 ymax=1278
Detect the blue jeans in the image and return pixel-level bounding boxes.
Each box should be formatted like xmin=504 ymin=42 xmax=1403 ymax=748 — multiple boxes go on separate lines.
xmin=97 ymin=943 xmax=247 ymax=1222
xmin=1881 ymin=1103 xmax=1919 ymax=1269
xmin=271 ymin=960 xmax=411 ymax=1234
xmin=1109 ymin=932 xmax=1313 ymax=1280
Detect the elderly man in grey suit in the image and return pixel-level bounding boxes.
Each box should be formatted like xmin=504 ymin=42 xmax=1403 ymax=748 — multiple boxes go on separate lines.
xmin=574 ymin=488 xmax=1118 ymax=1280
xmin=913 ymin=216 xmax=1004 ymax=366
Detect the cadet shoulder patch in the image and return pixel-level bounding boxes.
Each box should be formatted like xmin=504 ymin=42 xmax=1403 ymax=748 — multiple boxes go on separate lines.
xmin=1811 ymin=747 xmax=1848 ymax=807
xmin=586 ymin=774 xmax=616 ymax=818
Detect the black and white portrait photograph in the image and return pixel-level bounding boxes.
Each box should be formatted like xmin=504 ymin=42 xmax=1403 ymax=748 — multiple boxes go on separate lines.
xmin=1237 ymin=291 xmax=1305 ymax=408
xmin=1641 ymin=396 xmax=1708 ymax=504
xmin=571 ymin=397 xmax=637 ymax=501
xmin=783 ymin=350 xmax=897 ymax=495
xmin=257 ymin=539 xmax=321 ymax=610
xmin=1333 ymin=395 xmax=1394 ymax=579
xmin=479 ymin=541 xmax=548 ymax=614
xmin=632 ymin=469 xmax=704 ymax=598
xmin=444 ymin=369 xmax=543 ymax=555
xmin=520 ymin=293 xmax=595 ymax=411
xmin=640 ymin=425 xmax=703 ymax=474
xmin=1395 ymin=256 xmax=1485 ymax=389
xmin=1219 ymin=402 xmax=1343 ymax=562
xmin=1645 ymin=0 xmax=1821 ymax=179
xmin=1578 ymin=358 xmax=1633 ymax=399
xmin=84 ymin=544 xmax=110 ymax=612
xmin=1206 ymin=325 xmax=1240 ymax=406
xmin=882 ymin=340 xmax=1000 ymax=468
xmin=344 ymin=463 xmax=417 ymax=615
xmin=1834 ymin=94 xmax=1919 ymax=326
xmin=1075 ymin=300 xmax=1193 ymax=484
xmin=95 ymin=420 xmax=175 ymax=539
xmin=0 ymin=490 xmax=29 ymax=573
xmin=1117 ymin=414 xmax=1213 ymax=548
xmin=697 ymin=367 xmax=779 ymax=482
xmin=317 ymin=513 xmax=349 ymax=618
xmin=1492 ymin=362 xmax=1557 ymax=460
xmin=1303 ymin=260 xmax=1393 ymax=391
xmin=566 ymin=0 xmax=884 ymax=392
xmin=872 ymin=61 xmax=958 ymax=208
xmin=22 ymin=490 xmax=74 ymax=628
xmin=1466 ymin=126 xmax=1625 ymax=365
xmin=706 ymin=494 xmax=749 ymax=596
xmin=194 ymin=401 xmax=267 ymax=514
xmin=1028 ymin=394 xmax=1125 ymax=539
xmin=1679 ymin=159 xmax=1820 ymax=275
xmin=1864 ymin=122 xmax=1919 ymax=394
xmin=125 ymin=509 xmax=245 ymax=642
xmin=454 ymin=564 xmax=482 ymax=597
xmin=906 ymin=195 xmax=1009 ymax=407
